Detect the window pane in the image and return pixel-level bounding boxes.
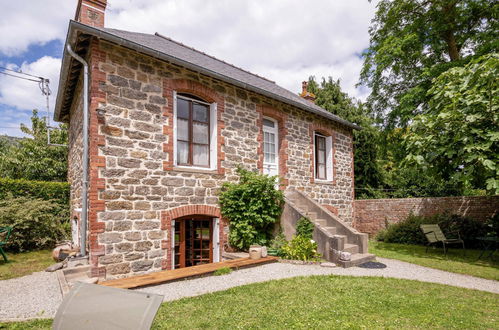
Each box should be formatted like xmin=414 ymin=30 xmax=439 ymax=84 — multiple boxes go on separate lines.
xmin=177 ymin=118 xmax=189 ymax=141
xmin=318 ymin=164 xmax=326 ymax=179
xmin=317 ymin=136 xmax=325 ymax=150
xmin=193 ymin=144 xmax=209 ymax=166
xmin=177 ymin=98 xmax=189 ymax=119
xmin=193 ymin=122 xmax=209 ymax=144
xmin=177 ymin=141 xmax=189 ymax=164
xmin=263 ymin=118 xmax=275 ymax=128
xmin=318 ymin=150 xmax=325 ymax=164
xmin=193 ymin=103 xmax=209 ymax=122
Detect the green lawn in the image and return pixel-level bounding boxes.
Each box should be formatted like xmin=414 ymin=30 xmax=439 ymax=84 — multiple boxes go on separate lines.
xmin=0 ymin=249 xmax=54 ymax=280
xmin=1 ymin=275 xmax=498 ymax=329
xmin=369 ymin=241 xmax=499 ymax=281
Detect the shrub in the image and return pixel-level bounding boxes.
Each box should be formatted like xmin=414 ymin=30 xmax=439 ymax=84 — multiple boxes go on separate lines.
xmin=0 ymin=178 xmax=69 ymax=205
xmin=282 ymin=236 xmax=321 ymax=261
xmin=0 ymin=195 xmax=70 ymax=252
xmin=377 ymin=213 xmax=490 ymax=248
xmin=219 ymin=167 xmax=284 ymax=250
xmin=296 ymin=217 xmax=314 ymax=239
xmin=269 ymin=232 xmax=287 ymax=256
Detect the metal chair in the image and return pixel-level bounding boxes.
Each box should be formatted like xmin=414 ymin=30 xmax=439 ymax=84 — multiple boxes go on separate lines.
xmin=420 ymin=224 xmax=465 ymax=256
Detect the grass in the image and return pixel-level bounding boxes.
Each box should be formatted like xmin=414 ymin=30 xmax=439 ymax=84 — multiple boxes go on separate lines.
xmin=1 ymin=275 xmax=498 ymax=329
xmin=213 ymin=266 xmax=232 ymax=276
xmin=0 ymin=249 xmax=54 ymax=280
xmin=369 ymin=241 xmax=499 ymax=281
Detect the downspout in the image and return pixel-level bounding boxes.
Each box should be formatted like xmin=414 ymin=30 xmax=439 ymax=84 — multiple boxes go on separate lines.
xmin=66 ymin=44 xmax=89 ymax=257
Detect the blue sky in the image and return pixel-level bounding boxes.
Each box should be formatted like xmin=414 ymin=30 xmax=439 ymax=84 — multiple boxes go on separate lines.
xmin=0 ymin=0 xmax=376 ymax=137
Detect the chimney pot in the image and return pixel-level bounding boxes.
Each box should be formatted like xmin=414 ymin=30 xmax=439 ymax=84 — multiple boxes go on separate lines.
xmin=300 ymin=80 xmax=316 ymax=103
xmin=75 ymin=0 xmax=107 ymax=27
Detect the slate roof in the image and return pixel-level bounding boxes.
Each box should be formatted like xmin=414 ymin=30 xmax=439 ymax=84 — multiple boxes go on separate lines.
xmin=54 ymin=21 xmax=359 ymax=129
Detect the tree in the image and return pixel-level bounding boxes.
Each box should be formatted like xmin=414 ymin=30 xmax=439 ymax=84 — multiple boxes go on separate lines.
xmin=405 ymin=53 xmax=499 ymax=194
xmin=360 ymin=0 xmax=498 ymax=127
xmin=306 ymin=77 xmax=383 ymax=196
xmin=0 ymin=110 xmax=68 ymax=182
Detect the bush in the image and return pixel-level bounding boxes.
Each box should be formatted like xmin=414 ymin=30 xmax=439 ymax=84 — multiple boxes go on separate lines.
xmin=0 ymin=195 xmax=70 ymax=252
xmin=219 ymin=167 xmax=284 ymax=250
xmin=0 ymin=178 xmax=69 ymax=205
xmin=376 ymin=213 xmax=490 ymax=248
xmin=269 ymin=232 xmax=287 ymax=256
xmin=296 ymin=217 xmax=314 ymax=239
xmin=281 ymin=235 xmax=321 ymax=261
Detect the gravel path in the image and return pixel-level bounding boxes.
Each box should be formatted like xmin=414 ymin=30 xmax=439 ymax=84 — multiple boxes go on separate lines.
xmin=1 ymin=257 xmax=497 ymax=321
xmin=0 ymin=271 xmax=62 ymax=322
xmin=137 ymin=257 xmax=499 ymax=301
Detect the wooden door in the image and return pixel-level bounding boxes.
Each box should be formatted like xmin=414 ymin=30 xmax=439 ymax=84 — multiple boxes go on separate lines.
xmin=174 ymin=217 xmax=213 ymax=268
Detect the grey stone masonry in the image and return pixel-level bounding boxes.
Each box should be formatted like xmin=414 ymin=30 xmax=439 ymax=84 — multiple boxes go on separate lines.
xmin=66 ymin=38 xmax=355 ymax=279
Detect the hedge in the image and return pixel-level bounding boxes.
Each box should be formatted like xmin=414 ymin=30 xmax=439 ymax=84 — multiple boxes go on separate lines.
xmin=0 ymin=177 xmax=69 ymax=205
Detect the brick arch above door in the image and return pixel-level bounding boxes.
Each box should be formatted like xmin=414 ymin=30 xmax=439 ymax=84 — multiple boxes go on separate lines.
xmin=161 ymin=205 xmax=221 ymax=225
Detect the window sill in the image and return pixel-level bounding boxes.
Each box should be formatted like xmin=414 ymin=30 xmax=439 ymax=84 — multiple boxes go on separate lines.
xmin=171 ymin=166 xmax=219 ymax=175
xmin=313 ymin=179 xmax=335 ymax=185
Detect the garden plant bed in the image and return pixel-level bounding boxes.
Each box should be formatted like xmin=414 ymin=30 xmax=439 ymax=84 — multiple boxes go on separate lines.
xmin=3 ymin=275 xmax=498 ymax=329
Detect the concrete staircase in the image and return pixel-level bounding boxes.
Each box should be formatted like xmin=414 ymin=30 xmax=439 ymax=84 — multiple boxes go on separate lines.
xmin=282 ymin=189 xmax=375 ymax=267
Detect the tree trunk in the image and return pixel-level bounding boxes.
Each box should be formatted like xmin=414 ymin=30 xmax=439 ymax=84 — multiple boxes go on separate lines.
xmin=441 ymin=1 xmax=460 ymax=61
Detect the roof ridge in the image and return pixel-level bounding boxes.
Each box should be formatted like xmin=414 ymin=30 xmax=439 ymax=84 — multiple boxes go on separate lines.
xmin=154 ymin=32 xmax=275 ymax=84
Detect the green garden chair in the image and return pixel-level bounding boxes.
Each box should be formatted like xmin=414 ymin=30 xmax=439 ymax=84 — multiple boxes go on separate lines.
xmin=0 ymin=226 xmax=13 ymax=262
xmin=420 ymin=224 xmax=465 ymax=256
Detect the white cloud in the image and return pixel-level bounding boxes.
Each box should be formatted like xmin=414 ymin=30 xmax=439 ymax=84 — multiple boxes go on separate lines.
xmin=0 ymin=1 xmax=75 ymax=56
xmin=106 ymin=0 xmax=376 ymax=99
xmin=0 ymin=0 xmax=376 ymax=138
xmin=0 ymin=56 xmax=61 ymax=121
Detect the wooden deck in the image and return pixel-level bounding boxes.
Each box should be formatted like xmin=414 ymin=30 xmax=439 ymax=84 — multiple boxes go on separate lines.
xmin=100 ymin=256 xmax=279 ymax=289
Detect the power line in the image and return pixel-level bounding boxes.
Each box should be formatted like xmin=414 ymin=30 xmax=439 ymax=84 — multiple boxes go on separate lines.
xmin=0 ymin=66 xmax=45 ymax=80
xmin=0 ymin=71 xmax=41 ymax=83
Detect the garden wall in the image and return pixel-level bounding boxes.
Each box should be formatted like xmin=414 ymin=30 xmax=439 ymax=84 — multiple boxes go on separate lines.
xmin=353 ymin=196 xmax=499 ymax=236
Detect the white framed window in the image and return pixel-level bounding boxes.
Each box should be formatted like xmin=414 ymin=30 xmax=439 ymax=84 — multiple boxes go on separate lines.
xmin=173 ymin=92 xmax=217 ymax=170
xmin=313 ymin=132 xmax=333 ymax=182
xmin=262 ymin=117 xmax=279 ymax=177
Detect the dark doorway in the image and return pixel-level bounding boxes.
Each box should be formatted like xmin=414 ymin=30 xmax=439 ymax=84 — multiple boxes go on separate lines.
xmin=174 ymin=216 xmax=213 ymax=268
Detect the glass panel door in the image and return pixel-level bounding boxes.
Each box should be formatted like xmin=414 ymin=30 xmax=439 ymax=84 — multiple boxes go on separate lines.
xmin=263 ymin=117 xmax=278 ymax=177
xmin=175 ymin=217 xmax=213 ymax=268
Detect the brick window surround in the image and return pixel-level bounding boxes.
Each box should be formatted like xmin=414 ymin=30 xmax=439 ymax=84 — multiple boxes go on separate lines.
xmin=256 ymin=105 xmax=289 ymax=189
xmin=161 ymin=205 xmax=224 ymax=270
xmin=309 ymin=122 xmax=336 ymax=185
xmin=163 ymin=79 xmax=225 ymax=174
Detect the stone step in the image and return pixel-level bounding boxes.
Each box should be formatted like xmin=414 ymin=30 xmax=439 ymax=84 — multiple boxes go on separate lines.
xmin=343 ymin=243 xmax=359 ymax=254
xmin=305 ymin=212 xmax=317 ymax=219
xmin=336 ymin=253 xmax=375 ymax=268
xmin=324 ymin=227 xmax=337 ymax=235
xmin=314 ymin=219 xmax=327 ymax=227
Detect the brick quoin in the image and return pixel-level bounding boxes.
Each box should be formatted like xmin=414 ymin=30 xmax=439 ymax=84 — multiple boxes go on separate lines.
xmin=161 ymin=205 xmax=224 ymax=270
xmin=256 ymin=105 xmax=289 ymax=189
xmin=162 ymin=78 xmax=225 ymax=174
xmin=88 ymin=38 xmax=108 ymax=278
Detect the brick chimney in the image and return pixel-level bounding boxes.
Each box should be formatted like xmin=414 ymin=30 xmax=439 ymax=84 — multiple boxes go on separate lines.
xmin=75 ymin=0 xmax=107 ymax=27
xmin=300 ymin=81 xmax=316 ymax=103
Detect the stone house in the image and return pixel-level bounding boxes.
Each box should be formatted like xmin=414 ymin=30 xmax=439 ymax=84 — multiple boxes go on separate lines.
xmin=55 ymin=0 xmax=367 ymax=279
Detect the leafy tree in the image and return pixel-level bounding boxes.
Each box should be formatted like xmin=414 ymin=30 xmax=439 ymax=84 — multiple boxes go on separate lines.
xmin=306 ymin=77 xmax=384 ymax=196
xmin=0 ymin=110 xmax=68 ymax=182
xmin=405 ymin=53 xmax=499 ymax=194
xmin=360 ymin=0 xmax=498 ymax=127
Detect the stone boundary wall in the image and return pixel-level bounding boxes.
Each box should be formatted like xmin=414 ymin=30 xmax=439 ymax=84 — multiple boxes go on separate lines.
xmin=353 ymin=196 xmax=499 ymax=236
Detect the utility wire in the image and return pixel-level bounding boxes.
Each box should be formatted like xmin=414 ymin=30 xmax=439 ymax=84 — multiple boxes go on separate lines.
xmin=0 ymin=70 xmax=41 ymax=83
xmin=0 ymin=66 xmax=45 ymax=80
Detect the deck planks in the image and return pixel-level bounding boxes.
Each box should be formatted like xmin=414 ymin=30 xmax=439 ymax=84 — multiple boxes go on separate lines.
xmin=99 ymin=256 xmax=279 ymax=289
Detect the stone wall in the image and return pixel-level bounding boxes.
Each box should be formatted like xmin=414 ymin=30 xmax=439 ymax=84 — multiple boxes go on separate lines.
xmin=70 ymin=37 xmax=355 ymax=279
xmin=353 ymin=196 xmax=499 ymax=236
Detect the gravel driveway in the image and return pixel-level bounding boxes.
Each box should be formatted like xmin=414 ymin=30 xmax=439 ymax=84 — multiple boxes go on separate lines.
xmin=137 ymin=257 xmax=499 ymax=301
xmin=1 ymin=257 xmax=497 ymax=321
